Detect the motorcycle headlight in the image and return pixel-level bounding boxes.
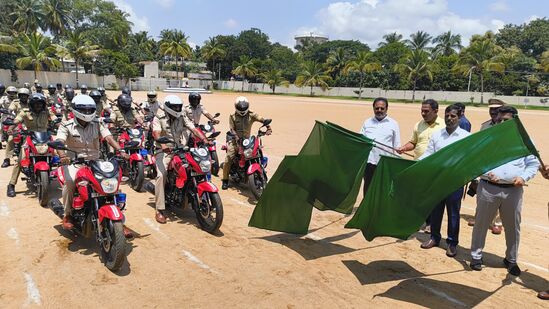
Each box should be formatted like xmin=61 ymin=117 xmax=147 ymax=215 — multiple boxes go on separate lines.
xmin=132 ymin=138 xmax=142 ymax=144
xmin=35 ymin=144 xmax=49 ymax=154
xmin=244 ymin=148 xmax=253 ymax=158
xmin=199 ymin=160 xmax=211 ymax=173
xmin=101 ymin=178 xmax=119 ymax=194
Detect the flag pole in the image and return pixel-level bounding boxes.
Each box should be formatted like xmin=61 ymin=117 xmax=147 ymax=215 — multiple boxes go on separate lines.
xmin=372 ymin=140 xmax=414 ymax=158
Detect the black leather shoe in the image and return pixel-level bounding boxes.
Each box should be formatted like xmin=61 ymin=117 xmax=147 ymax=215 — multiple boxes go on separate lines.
xmin=7 ymin=184 xmax=15 ymax=197
xmin=1 ymin=158 xmax=10 ymax=168
xmin=503 ymin=258 xmax=521 ymax=276
xmin=470 ymin=258 xmax=483 ymax=271
xmin=446 ymin=245 xmax=457 ymax=257
xmin=221 ymin=180 xmax=229 ymax=190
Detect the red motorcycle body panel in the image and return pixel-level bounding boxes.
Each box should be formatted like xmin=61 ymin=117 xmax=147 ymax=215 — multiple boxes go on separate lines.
xmin=185 ymin=152 xmax=202 ymax=175
xmin=57 ymin=166 xmax=65 ymax=185
xmin=98 ymin=204 xmax=124 ymax=223
xmin=169 ymin=156 xmax=188 ymax=188
xmin=247 ymin=163 xmax=262 ymax=175
xmin=197 ymin=181 xmax=218 ymax=198
xmin=129 ymin=153 xmax=143 ymax=164
xmin=33 ymin=161 xmax=50 ymax=172
xmin=76 ymin=167 xmax=104 ymax=195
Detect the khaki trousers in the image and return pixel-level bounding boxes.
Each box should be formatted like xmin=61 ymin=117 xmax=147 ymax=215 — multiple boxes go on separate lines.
xmin=4 ymin=135 xmax=14 ymax=159
xmin=62 ymin=165 xmax=79 ymax=216
xmin=222 ymin=141 xmax=237 ymax=181
xmin=154 ymin=152 xmax=173 ymax=211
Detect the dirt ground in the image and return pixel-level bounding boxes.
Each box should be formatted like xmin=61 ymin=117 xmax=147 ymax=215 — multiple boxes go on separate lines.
xmin=0 ymin=91 xmax=547 ymax=308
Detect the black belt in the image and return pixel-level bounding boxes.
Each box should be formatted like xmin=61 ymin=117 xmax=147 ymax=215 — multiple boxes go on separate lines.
xmin=481 ymin=179 xmax=515 ymax=188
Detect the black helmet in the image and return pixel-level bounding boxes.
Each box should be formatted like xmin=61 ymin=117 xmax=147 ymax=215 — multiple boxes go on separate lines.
xmin=80 ymin=84 xmax=88 ymax=94
xmin=64 ymin=84 xmax=71 ymax=90
xmin=117 ymin=94 xmax=132 ymax=111
xmin=89 ymin=90 xmax=101 ymax=103
xmin=56 ymin=83 xmax=62 ymax=89
xmin=35 ymin=83 xmax=43 ymax=92
xmin=97 ymin=86 xmax=105 ymax=95
xmin=188 ymin=92 xmax=201 ymax=107
xmin=65 ymin=87 xmax=75 ymax=101
xmin=47 ymin=84 xmax=56 ymax=94
xmin=234 ymin=96 xmax=249 ymax=116
xmin=0 ymin=83 xmax=5 ymax=95
xmin=29 ymin=93 xmax=47 ymax=114
xmin=121 ymin=86 xmax=131 ymax=96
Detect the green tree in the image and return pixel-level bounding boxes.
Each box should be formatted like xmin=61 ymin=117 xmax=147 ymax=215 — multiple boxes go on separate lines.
xmin=267 ymin=43 xmax=300 ymax=81
xmin=125 ymin=31 xmax=156 ymax=63
xmin=159 ymin=29 xmax=192 ymax=81
xmin=301 ymin=40 xmax=370 ymax=64
xmin=260 ymin=69 xmax=289 ymax=94
xmin=9 ymin=0 xmax=44 ymax=34
xmin=455 ymin=35 xmax=505 ymax=103
xmin=295 ymin=61 xmax=332 ymax=96
xmin=405 ymin=31 xmax=432 ymax=51
xmin=201 ymin=37 xmax=226 ymax=81
xmin=15 ymin=32 xmax=61 ymax=79
xmin=56 ymin=31 xmax=100 ymax=87
xmin=343 ymin=51 xmax=382 ymax=99
xmin=42 ymin=0 xmax=73 ymax=36
xmin=395 ymin=49 xmax=433 ymax=102
xmin=232 ymin=55 xmax=258 ymax=91
xmin=378 ymin=32 xmax=403 ymax=47
xmin=326 ymin=47 xmax=349 ymax=81
xmin=432 ymin=31 xmax=462 ymax=57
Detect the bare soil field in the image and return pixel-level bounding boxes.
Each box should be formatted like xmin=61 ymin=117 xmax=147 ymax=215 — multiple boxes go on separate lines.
xmin=0 ymin=91 xmax=547 ymax=308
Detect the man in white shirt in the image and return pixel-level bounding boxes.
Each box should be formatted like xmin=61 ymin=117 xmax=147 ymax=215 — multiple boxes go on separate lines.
xmin=360 ymin=97 xmax=400 ymax=197
xmin=418 ymin=104 xmax=471 ymax=257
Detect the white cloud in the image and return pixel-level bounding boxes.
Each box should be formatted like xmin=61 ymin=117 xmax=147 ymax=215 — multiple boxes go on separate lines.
xmin=525 ymin=15 xmax=541 ymax=23
xmin=155 ymin=0 xmax=175 ymax=9
xmin=224 ymin=18 xmax=239 ymax=29
xmin=112 ymin=0 xmax=150 ymax=32
xmin=297 ymin=0 xmax=506 ymax=48
xmin=489 ymin=1 xmax=509 ymax=12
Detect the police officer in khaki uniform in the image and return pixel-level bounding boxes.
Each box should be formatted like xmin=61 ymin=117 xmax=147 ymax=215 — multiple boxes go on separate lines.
xmin=56 ymin=83 xmax=64 ymax=97
xmin=221 ymin=96 xmax=272 ymax=190
xmin=0 ymin=86 xmax=16 ymax=151
xmin=55 ymin=95 xmax=130 ymax=235
xmin=151 ymin=94 xmax=208 ymax=224
xmin=30 ymin=79 xmax=39 ymax=93
xmin=111 ymin=94 xmax=143 ymax=128
xmin=186 ymin=92 xmax=219 ymax=126
xmin=97 ymin=87 xmax=112 ymax=115
xmin=89 ymin=90 xmax=106 ymax=117
xmin=3 ymin=88 xmax=31 ymax=168
xmin=46 ymin=84 xmax=59 ymax=106
xmin=142 ymin=91 xmax=162 ymax=116
xmin=7 ymin=93 xmax=56 ymax=197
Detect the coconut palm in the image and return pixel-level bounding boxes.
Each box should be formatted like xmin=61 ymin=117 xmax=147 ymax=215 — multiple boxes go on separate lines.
xmin=395 ymin=49 xmax=433 ymax=102
xmin=405 ymin=31 xmax=432 ymax=51
xmin=42 ymin=0 xmax=73 ymax=36
xmin=56 ymin=31 xmax=101 ymax=87
xmin=455 ymin=38 xmax=505 ymax=103
xmin=9 ymin=0 xmax=45 ymax=34
xmin=326 ymin=47 xmax=348 ymax=79
xmin=232 ymin=55 xmax=258 ymax=92
xmin=378 ymin=32 xmax=403 ymax=47
xmin=295 ymin=61 xmax=332 ymax=96
xmin=432 ymin=31 xmax=462 ymax=57
xmin=260 ymin=69 xmax=289 ymax=94
xmin=201 ymin=37 xmax=226 ymax=81
xmin=15 ymin=32 xmax=61 ymax=79
xmin=343 ymin=51 xmax=382 ymax=99
xmin=159 ymin=30 xmax=192 ymax=81
xmin=0 ymin=34 xmax=18 ymax=53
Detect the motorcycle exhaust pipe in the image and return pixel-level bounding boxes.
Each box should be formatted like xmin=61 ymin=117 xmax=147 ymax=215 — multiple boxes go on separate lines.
xmin=48 ymin=199 xmax=65 ymax=219
xmin=144 ymin=182 xmax=155 ymax=195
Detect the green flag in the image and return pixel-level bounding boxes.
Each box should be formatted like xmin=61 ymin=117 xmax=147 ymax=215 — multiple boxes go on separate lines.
xmin=249 ymin=121 xmax=373 ymax=234
xmin=346 ymin=117 xmax=540 ymax=241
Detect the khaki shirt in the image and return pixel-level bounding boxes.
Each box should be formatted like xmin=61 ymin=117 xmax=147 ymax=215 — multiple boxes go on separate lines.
xmin=143 ymin=100 xmax=162 ymax=116
xmin=111 ymin=106 xmax=142 ymax=128
xmin=56 ymin=119 xmax=112 ymax=160
xmin=480 ymin=120 xmax=497 ymax=131
xmin=229 ymin=111 xmax=265 ymax=139
xmin=409 ymin=116 xmax=445 ymax=159
xmin=0 ymin=95 xmax=13 ymax=109
xmin=14 ymin=109 xmax=55 ymax=131
xmin=9 ymin=99 xmax=28 ymax=114
xmin=185 ymin=104 xmax=209 ymax=125
xmin=152 ymin=113 xmax=195 ymax=148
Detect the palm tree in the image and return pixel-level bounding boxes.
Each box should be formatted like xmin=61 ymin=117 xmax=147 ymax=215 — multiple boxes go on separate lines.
xmin=432 ymin=31 xmax=462 ymax=57
xmin=395 ymin=49 xmax=433 ymax=102
xmin=0 ymin=34 xmax=18 ymax=53
xmin=378 ymin=32 xmax=403 ymax=47
xmin=201 ymin=37 xmax=226 ymax=81
xmin=260 ymin=69 xmax=289 ymax=94
xmin=15 ymin=32 xmax=61 ymax=79
xmin=159 ymin=30 xmax=192 ymax=81
xmin=454 ymin=38 xmax=505 ymax=103
xmin=56 ymin=31 xmax=100 ymax=87
xmin=42 ymin=0 xmax=73 ymax=36
xmin=405 ymin=31 xmax=432 ymax=51
xmin=232 ymin=55 xmax=258 ymax=92
xmin=343 ymin=51 xmax=382 ymax=99
xmin=9 ymin=0 xmax=44 ymax=34
xmin=326 ymin=47 xmax=348 ymax=80
xmin=295 ymin=61 xmax=332 ymax=96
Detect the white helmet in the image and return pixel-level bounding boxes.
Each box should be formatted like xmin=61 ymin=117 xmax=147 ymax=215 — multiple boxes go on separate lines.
xmin=163 ymin=94 xmax=183 ymax=118
xmin=235 ymin=96 xmax=249 ymax=116
xmin=71 ymin=95 xmax=97 ymax=123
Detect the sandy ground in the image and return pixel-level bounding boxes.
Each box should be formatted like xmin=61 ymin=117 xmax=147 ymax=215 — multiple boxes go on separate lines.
xmin=0 ymin=91 xmax=547 ymax=308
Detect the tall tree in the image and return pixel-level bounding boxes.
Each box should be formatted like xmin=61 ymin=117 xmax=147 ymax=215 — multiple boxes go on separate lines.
xmin=326 ymin=47 xmax=349 ymax=80
xmin=343 ymin=51 xmax=382 ymax=99
xmin=9 ymin=0 xmax=44 ymax=34
xmin=56 ymin=31 xmax=100 ymax=87
xmin=15 ymin=32 xmax=61 ymax=79
xmin=201 ymin=37 xmax=226 ymax=81
xmin=378 ymin=32 xmax=403 ymax=47
xmin=260 ymin=69 xmax=289 ymax=94
xmin=432 ymin=31 xmax=462 ymax=57
xmin=159 ymin=29 xmax=192 ymax=81
xmin=42 ymin=0 xmax=73 ymax=36
xmin=232 ymin=55 xmax=258 ymax=92
xmin=295 ymin=61 xmax=332 ymax=96
xmin=395 ymin=49 xmax=433 ymax=102
xmin=405 ymin=31 xmax=432 ymax=51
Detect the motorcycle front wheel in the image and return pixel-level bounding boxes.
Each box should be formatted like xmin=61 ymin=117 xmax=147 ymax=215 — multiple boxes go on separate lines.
xmin=210 ymin=151 xmax=220 ymax=176
xmin=130 ymin=161 xmax=145 ymax=192
xmin=195 ymin=192 xmax=223 ymax=233
xmin=248 ymin=171 xmax=266 ymax=201
xmin=37 ymin=170 xmax=49 ymax=207
xmin=100 ymin=220 xmax=127 ymax=272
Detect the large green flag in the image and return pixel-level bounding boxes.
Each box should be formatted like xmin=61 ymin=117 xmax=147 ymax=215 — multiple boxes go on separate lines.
xmin=346 ymin=117 xmax=540 ymax=241
xmin=249 ymin=121 xmax=373 ymax=234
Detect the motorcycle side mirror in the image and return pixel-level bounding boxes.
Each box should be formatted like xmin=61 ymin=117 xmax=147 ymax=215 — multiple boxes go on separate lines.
xmin=214 ymin=112 xmax=220 ymax=118
xmin=262 ymin=119 xmax=272 ymax=126
xmin=156 ymin=136 xmax=174 ymax=144
xmin=209 ymin=131 xmax=221 ymax=139
xmin=2 ymin=119 xmax=15 ymax=126
xmin=47 ymin=140 xmax=68 ymax=150
xmin=125 ymin=140 xmax=140 ymax=149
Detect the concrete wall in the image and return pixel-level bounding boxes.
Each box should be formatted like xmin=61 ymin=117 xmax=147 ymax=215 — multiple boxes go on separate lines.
xmin=220 ymin=80 xmax=549 ymax=107
xmin=0 ymin=69 xmax=117 ymax=89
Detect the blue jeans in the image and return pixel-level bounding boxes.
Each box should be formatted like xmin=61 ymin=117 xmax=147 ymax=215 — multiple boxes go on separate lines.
xmin=429 ymin=188 xmax=464 ymax=246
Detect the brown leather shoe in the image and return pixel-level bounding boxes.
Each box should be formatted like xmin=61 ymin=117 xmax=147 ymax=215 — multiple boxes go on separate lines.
xmin=62 ymin=216 xmax=74 ymax=230
xmin=467 ymin=219 xmax=475 ymax=226
xmin=491 ymin=225 xmax=502 ymax=235
xmin=420 ymin=239 xmax=439 ymax=249
xmin=123 ymin=225 xmax=133 ymax=238
xmin=446 ymin=245 xmax=457 ymax=257
xmin=155 ymin=211 xmax=167 ymax=224
xmin=538 ymin=290 xmax=549 ymax=300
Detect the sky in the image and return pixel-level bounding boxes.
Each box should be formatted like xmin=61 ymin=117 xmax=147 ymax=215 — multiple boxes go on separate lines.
xmin=112 ymin=0 xmax=548 ymax=49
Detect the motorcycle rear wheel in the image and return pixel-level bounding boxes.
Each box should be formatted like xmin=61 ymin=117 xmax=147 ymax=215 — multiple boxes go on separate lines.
xmin=100 ymin=220 xmax=127 ymax=272
xmin=38 ymin=170 xmax=49 ymax=207
xmin=195 ymin=192 xmax=223 ymax=233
